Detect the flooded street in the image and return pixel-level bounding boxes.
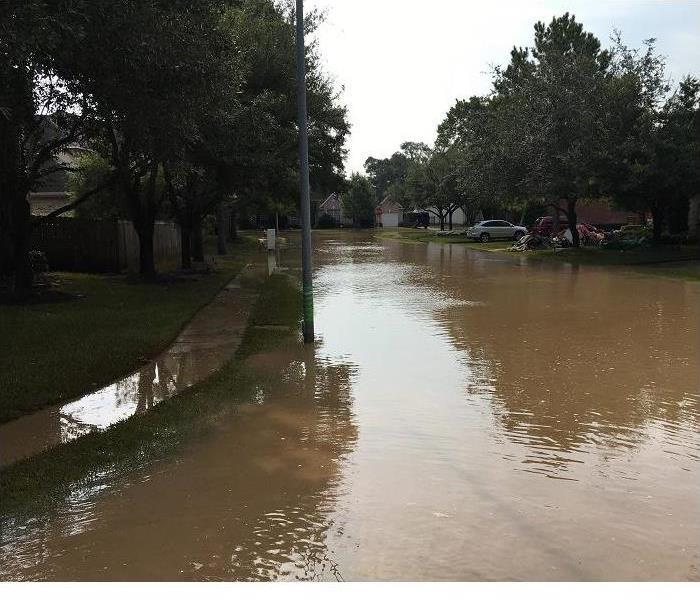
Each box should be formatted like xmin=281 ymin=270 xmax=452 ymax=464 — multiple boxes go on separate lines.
xmin=1 ymin=232 xmax=699 ymax=580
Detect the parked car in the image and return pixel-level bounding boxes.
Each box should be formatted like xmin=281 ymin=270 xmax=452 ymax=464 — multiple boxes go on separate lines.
xmin=468 ymin=220 xmax=528 ymax=242
xmin=530 ymin=216 xmax=569 ymax=236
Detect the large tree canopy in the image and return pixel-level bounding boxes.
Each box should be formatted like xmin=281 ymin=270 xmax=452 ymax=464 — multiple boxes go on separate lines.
xmin=1 ymin=0 xmax=349 ymax=290
xmin=401 ymin=12 xmax=699 ymax=245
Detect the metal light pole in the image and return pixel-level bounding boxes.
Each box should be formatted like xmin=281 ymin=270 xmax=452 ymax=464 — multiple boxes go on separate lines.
xmin=296 ymin=0 xmax=314 ymax=343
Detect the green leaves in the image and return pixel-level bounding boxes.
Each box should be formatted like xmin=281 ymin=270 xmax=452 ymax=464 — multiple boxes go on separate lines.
xmin=343 ymin=173 xmax=375 ymax=226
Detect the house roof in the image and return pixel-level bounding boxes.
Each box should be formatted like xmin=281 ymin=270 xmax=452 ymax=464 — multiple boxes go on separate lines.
xmin=28 ymin=192 xmax=73 ymax=216
xmin=320 ymin=192 xmax=343 ymax=210
xmin=377 ymin=195 xmax=403 ymax=213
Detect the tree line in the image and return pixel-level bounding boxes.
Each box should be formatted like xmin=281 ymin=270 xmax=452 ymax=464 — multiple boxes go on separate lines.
xmin=1 ymin=0 xmax=349 ymax=296
xmin=362 ymin=14 xmax=699 ymax=243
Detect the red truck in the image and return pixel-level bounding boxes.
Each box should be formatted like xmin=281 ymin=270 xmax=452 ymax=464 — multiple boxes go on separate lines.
xmin=530 ymin=216 xmax=569 ymax=236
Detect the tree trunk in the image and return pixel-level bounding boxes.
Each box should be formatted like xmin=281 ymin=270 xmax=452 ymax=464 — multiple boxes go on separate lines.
xmin=552 ymin=202 xmax=560 ymax=237
xmin=180 ymin=223 xmax=192 ymax=269
xmin=191 ymin=219 xmax=204 ymax=262
xmin=567 ymin=199 xmax=579 ymax=248
xmin=519 ymin=200 xmax=528 ymax=226
xmin=124 ymin=164 xmax=157 ymax=278
xmin=229 ymin=208 xmax=238 ymax=241
xmin=136 ymin=220 xmax=156 ymax=277
xmin=216 ymin=203 xmax=227 ymax=255
xmin=12 ymin=195 xmax=33 ymax=298
xmin=439 ymin=213 xmax=445 ymax=230
xmin=448 ymin=211 xmax=453 ymax=230
xmin=688 ymin=194 xmax=700 ymax=238
xmin=651 ymin=204 xmax=663 ymax=243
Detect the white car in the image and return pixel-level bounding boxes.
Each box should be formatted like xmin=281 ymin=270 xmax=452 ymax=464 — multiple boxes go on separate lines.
xmin=467 ymin=220 xmax=527 ymax=242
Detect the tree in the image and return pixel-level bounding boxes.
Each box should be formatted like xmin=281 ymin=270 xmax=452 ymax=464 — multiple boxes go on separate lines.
xmin=364 ymin=152 xmax=408 ymax=202
xmin=163 ymin=0 xmax=348 ymax=268
xmin=61 ymin=0 xmax=239 ymax=277
xmin=405 ymin=150 xmax=463 ymax=230
xmin=71 ymin=153 xmax=124 ymax=220
xmin=436 ymin=96 xmax=503 ymax=223
xmin=604 ymin=35 xmax=699 ymax=240
xmin=0 ymin=0 xmax=100 ymax=295
xmin=494 ymin=14 xmax=612 ymax=247
xmin=343 ymin=174 xmax=375 ymax=227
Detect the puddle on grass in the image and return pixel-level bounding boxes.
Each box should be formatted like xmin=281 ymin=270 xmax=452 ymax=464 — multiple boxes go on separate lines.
xmin=1 ymin=232 xmax=699 ymax=580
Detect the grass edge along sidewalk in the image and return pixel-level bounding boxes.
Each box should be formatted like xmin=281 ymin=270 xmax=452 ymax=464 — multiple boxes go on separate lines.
xmin=0 ymin=271 xmax=302 ymax=517
xmin=0 ymin=242 xmax=257 ymax=424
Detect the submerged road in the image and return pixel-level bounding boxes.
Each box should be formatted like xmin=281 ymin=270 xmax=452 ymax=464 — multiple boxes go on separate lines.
xmin=1 ymin=232 xmax=699 ymax=580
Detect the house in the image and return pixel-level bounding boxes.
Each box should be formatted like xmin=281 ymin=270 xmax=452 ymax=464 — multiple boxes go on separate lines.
xmin=376 ymin=194 xmax=470 ymax=228
xmin=375 ymin=195 xmax=402 ymax=227
xmin=427 ymin=206 xmax=468 ymax=227
xmin=22 ymin=114 xmax=93 ymax=217
xmin=317 ymin=193 xmax=353 ymax=226
xmin=554 ymin=199 xmax=642 ymax=228
xmin=28 ymin=144 xmax=87 ymax=217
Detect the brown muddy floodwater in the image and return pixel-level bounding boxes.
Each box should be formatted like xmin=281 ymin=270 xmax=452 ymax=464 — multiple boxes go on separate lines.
xmin=1 ymin=232 xmax=699 ymax=581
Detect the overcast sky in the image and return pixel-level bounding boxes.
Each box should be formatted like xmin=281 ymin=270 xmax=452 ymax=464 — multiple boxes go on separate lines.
xmin=307 ymin=0 xmax=700 ymax=174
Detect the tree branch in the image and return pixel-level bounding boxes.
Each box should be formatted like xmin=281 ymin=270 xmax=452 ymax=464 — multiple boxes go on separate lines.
xmin=35 ymin=164 xmax=79 ymax=179
xmin=546 ymin=202 xmax=569 ymax=216
xmin=32 ymin=178 xmax=114 ymax=227
xmin=28 ymin=113 xmax=86 ymax=183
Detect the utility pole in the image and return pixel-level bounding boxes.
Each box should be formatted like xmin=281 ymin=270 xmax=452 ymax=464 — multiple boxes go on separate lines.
xmin=296 ymin=0 xmax=314 ymax=343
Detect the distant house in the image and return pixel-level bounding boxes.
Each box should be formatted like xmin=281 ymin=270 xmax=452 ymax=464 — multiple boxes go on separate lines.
xmin=427 ymin=206 xmax=468 ymax=227
xmin=25 ymin=114 xmax=92 ymax=217
xmin=28 ymin=144 xmax=88 ymax=217
xmin=375 ymin=195 xmax=403 ymax=227
xmin=554 ymin=199 xmax=642 ymax=228
xmin=376 ymin=195 xmax=470 ymax=228
xmin=317 ymin=193 xmax=352 ymax=226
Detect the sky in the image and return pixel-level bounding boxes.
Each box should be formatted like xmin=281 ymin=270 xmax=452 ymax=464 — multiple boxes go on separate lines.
xmin=307 ymin=0 xmax=700 ymax=174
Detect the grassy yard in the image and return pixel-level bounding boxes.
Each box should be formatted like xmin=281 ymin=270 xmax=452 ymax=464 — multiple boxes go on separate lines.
xmin=377 ymin=227 xmax=699 ymax=281
xmin=0 ymin=270 xmax=302 ymax=515
xmin=0 ymin=241 xmax=256 ymax=424
xmin=378 ymin=228 xmax=519 ymax=250
xmin=522 ymin=244 xmax=700 ymax=280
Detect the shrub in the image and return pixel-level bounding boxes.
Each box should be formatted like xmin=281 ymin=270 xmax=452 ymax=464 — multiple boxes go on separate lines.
xmin=317 ymin=213 xmax=339 ymax=228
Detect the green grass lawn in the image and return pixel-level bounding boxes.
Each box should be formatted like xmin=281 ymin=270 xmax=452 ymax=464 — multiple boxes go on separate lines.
xmin=377 ymin=227 xmax=699 ymax=280
xmin=0 ymin=242 xmax=256 ymax=423
xmin=522 ymin=245 xmax=700 ymax=280
xmin=0 ymin=270 xmax=301 ymax=516
xmin=377 ymin=228 xmax=517 ymax=250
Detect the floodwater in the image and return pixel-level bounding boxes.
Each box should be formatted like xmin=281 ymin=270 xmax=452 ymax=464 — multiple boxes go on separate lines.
xmin=0 ymin=270 xmax=257 ymax=466
xmin=1 ymin=232 xmax=699 ymax=580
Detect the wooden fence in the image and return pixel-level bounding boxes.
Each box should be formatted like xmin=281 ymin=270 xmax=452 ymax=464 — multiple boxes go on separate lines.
xmin=32 ymin=218 xmax=181 ymax=273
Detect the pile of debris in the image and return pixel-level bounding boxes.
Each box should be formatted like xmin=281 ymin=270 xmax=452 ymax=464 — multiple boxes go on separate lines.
xmin=510 ymin=224 xmax=606 ymax=252
xmin=508 ymin=234 xmax=551 ymax=251
xmin=553 ymin=224 xmax=604 ymax=247
xmin=601 ymin=225 xmax=651 ymax=249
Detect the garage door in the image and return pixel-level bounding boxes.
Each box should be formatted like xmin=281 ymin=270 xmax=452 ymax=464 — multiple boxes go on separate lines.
xmin=382 ymin=213 xmax=399 ymax=227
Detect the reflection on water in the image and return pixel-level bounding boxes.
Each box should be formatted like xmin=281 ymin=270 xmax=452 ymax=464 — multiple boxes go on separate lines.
xmin=1 ymin=232 xmax=699 ymax=581
xmin=1 ymin=344 xmax=359 ymax=581
xmin=0 ymin=271 xmax=257 ymax=466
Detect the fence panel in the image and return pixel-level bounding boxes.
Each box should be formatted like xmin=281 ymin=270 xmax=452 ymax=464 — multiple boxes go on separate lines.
xmin=32 ymin=218 xmax=120 ymax=272
xmin=32 ymin=218 xmax=181 ymax=273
